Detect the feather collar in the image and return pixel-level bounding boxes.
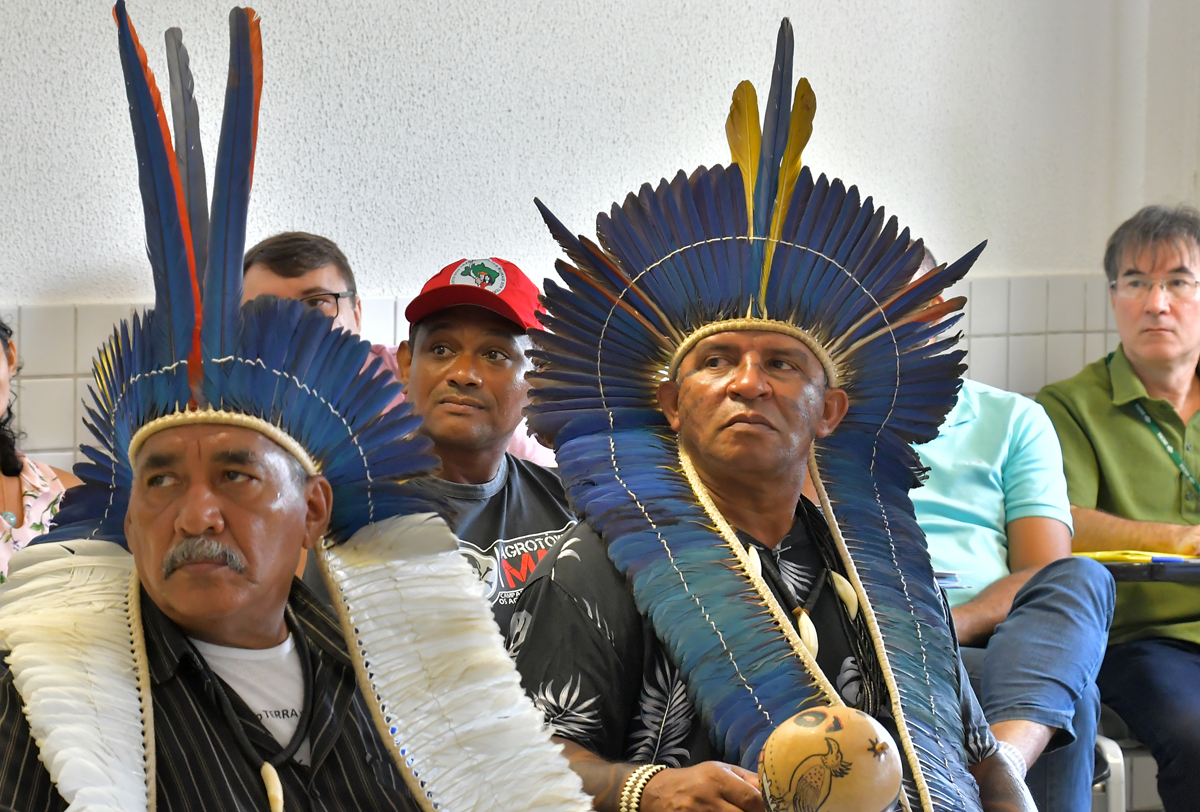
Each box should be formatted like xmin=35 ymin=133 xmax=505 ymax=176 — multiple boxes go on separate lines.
xmin=525 ymin=18 xmax=984 ymax=812
xmin=0 ymin=522 xmax=592 ymax=812
xmin=0 ymin=540 xmax=151 ymax=811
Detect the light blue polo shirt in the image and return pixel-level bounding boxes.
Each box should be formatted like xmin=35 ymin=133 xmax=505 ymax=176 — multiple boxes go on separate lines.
xmin=911 ymin=379 xmax=1074 ymax=606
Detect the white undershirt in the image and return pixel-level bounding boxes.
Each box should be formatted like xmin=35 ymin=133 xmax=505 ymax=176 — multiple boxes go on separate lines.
xmin=189 ymin=634 xmax=312 ymax=766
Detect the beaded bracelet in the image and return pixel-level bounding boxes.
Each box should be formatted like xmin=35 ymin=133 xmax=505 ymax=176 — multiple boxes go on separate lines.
xmin=619 ymin=764 xmax=667 ymax=812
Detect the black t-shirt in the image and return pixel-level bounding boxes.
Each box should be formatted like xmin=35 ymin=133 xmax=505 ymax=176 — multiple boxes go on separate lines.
xmin=409 ymin=453 xmax=574 ymax=633
xmin=508 ymin=497 xmax=996 ymax=768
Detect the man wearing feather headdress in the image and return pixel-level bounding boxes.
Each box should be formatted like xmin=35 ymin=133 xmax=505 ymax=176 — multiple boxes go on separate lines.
xmin=509 ymin=19 xmax=1034 ymax=812
xmin=0 ymin=6 xmax=591 ymax=812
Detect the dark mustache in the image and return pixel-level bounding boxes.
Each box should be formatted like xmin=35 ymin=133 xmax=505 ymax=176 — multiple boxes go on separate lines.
xmin=162 ymin=536 xmax=246 ymax=579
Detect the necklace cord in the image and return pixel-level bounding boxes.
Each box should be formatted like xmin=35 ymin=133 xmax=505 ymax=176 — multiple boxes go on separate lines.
xmin=188 ymin=605 xmax=315 ymax=772
xmin=796 ymin=503 xmax=885 ymax=715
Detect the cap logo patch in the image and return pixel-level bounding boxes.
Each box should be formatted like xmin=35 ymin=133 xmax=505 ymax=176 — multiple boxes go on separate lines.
xmin=451 ymin=259 xmax=507 ymax=293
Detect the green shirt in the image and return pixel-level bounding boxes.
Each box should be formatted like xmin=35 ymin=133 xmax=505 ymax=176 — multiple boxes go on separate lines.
xmin=1037 ymin=347 xmax=1200 ymax=646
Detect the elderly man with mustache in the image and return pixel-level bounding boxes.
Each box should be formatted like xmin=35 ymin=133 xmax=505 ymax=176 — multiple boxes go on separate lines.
xmin=0 ymin=6 xmax=588 ymax=811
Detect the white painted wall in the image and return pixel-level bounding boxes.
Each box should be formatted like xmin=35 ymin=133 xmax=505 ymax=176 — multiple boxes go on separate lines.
xmin=1 ymin=0 xmax=1196 ymax=308
xmin=4 ymin=1 xmax=1200 ymax=466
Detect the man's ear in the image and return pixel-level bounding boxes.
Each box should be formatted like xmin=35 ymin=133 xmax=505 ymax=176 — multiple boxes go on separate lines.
xmin=4 ymin=339 xmax=15 ymax=370
xmin=657 ymin=378 xmax=682 ymax=432
xmin=396 ymin=341 xmax=412 ymax=387
xmin=814 ymin=387 xmax=850 ymax=439
xmin=301 ymin=476 xmax=333 ymax=551
xmin=351 ymin=298 xmax=363 ymax=334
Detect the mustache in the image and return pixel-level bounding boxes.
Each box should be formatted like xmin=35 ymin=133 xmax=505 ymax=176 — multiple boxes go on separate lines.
xmin=162 ymin=536 xmax=246 ymax=579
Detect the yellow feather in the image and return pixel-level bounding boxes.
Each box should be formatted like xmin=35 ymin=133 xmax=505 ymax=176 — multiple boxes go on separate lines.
xmin=725 ymin=80 xmax=761 ymax=233
xmin=770 ymin=78 xmax=816 ymax=244
xmin=760 ymin=78 xmax=817 ymax=310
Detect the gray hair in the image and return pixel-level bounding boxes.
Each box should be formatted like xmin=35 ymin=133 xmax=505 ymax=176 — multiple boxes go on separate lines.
xmin=1104 ymin=205 xmax=1200 ymax=283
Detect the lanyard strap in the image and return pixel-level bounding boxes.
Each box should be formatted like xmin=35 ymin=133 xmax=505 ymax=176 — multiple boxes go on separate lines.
xmin=1132 ymin=401 xmax=1200 ymax=496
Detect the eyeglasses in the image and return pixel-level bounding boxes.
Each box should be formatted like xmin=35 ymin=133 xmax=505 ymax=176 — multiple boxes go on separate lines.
xmin=1110 ymin=276 xmax=1200 ymax=302
xmin=299 ymin=290 xmax=356 ymax=315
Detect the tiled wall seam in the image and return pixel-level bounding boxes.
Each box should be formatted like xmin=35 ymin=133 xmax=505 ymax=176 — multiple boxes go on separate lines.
xmin=7 ymin=277 xmax=1112 ymax=465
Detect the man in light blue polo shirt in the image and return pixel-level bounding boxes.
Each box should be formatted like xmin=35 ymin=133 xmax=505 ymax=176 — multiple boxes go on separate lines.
xmin=914 ymin=374 xmax=1114 ymax=812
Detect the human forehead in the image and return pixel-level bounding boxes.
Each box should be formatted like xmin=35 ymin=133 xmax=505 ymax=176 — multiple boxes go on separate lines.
xmin=1120 ymin=239 xmax=1200 ymax=276
xmin=242 ymin=262 xmax=349 ymax=300
xmin=681 ymin=330 xmax=819 ymax=367
xmin=132 ymin=423 xmax=290 ymax=472
xmin=416 ymin=306 xmax=527 ymax=346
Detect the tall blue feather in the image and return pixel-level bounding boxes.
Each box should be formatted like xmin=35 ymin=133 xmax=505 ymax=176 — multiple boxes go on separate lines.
xmin=164 ymin=27 xmax=209 ymax=279
xmin=202 ymin=8 xmax=257 ymax=398
xmin=114 ymin=0 xmax=194 ymax=372
xmin=46 ymin=5 xmax=445 ymax=549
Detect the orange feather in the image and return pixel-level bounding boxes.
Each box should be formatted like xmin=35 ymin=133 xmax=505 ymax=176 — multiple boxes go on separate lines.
xmin=117 ymin=5 xmax=203 ymax=392
xmin=244 ymin=8 xmax=264 ymax=187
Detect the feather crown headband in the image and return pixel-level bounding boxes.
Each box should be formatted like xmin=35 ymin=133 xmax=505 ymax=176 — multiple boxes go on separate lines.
xmin=526 ymin=18 xmax=988 ymax=812
xmin=46 ymin=1 xmax=439 ymax=546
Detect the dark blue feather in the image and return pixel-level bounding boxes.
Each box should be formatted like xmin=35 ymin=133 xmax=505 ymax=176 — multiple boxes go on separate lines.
xmin=115 ymin=0 xmax=195 ymax=372
xmin=164 ymin=27 xmax=209 ymax=279
xmin=752 ymin=20 xmax=794 ymax=241
xmin=202 ymin=8 xmax=258 ymax=396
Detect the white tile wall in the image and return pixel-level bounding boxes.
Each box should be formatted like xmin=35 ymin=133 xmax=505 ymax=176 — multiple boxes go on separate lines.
xmin=359 ymin=298 xmax=398 ymax=347
xmin=1046 ymin=332 xmax=1085 ymax=385
xmin=1047 ymin=276 xmax=1086 ymax=332
xmin=76 ymin=304 xmax=136 ymax=374
xmin=4 ymin=274 xmax=1115 ymax=466
xmin=960 ymin=272 xmax=1119 ymax=397
xmin=10 ymin=303 xmax=150 ymax=466
xmin=968 ymin=335 xmax=1008 ymax=389
xmin=19 ymin=306 xmax=74 ymax=377
xmin=1008 ymin=277 xmax=1047 ymax=334
xmin=17 ymin=378 xmax=76 ymax=450
xmin=1085 ymin=277 xmax=1110 ymax=332
xmin=1007 ymin=334 xmax=1047 ymax=394
xmin=970 ymin=277 xmax=1010 ymax=336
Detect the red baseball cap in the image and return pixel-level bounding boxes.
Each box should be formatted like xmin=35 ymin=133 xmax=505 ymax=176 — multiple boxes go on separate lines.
xmin=404 ymin=257 xmax=544 ymax=332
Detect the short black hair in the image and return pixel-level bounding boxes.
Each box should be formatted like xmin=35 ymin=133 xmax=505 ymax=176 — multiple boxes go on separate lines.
xmin=1104 ymin=205 xmax=1200 ymax=283
xmin=243 ymin=232 xmax=356 ymax=291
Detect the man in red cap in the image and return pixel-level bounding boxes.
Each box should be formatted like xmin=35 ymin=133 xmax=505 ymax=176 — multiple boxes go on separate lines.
xmin=243 ymin=237 xmax=563 ymax=613
xmin=241 ymin=233 xmax=553 ymax=462
xmin=398 ymin=258 xmax=573 ymax=635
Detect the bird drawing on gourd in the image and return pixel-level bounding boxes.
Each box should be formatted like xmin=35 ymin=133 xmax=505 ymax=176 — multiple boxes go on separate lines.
xmin=783 ymin=736 xmax=852 ymax=812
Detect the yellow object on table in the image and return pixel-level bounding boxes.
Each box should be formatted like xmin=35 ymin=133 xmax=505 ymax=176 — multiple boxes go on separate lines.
xmin=1074 ymin=551 xmax=1199 ymax=563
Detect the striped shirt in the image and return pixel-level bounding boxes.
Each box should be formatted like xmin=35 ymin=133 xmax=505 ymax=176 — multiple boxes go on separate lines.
xmin=0 ymin=581 xmax=420 ymax=811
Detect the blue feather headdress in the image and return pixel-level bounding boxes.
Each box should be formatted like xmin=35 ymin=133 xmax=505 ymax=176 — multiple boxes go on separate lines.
xmin=46 ymin=1 xmax=439 ymax=546
xmin=11 ymin=9 xmax=600 ymax=812
xmin=528 ymin=20 xmax=984 ymax=812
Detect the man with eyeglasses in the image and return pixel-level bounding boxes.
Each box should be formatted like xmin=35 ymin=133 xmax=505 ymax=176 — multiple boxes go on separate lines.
xmin=244 ymin=232 xmax=363 ymax=332
xmin=243 ymin=232 xmax=396 ymax=401
xmin=1038 ymin=204 xmax=1200 ymax=812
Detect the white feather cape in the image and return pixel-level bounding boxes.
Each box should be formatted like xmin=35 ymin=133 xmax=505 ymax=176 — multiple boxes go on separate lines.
xmin=320 ymin=513 xmax=591 ymax=812
xmin=0 ymin=539 xmax=149 ymax=812
xmin=0 ymin=520 xmax=591 ymax=812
